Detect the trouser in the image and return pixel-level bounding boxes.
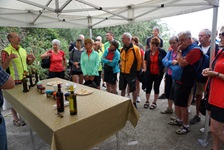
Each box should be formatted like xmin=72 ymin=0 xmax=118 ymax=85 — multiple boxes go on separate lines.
xmin=0 ymin=113 xmax=7 ymax=150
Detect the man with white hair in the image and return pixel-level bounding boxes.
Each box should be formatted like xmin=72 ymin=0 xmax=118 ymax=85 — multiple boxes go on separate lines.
xmin=168 ymin=31 xmax=202 ymax=135
xmin=146 ymin=26 xmax=163 ymax=50
xmin=189 ymin=29 xmax=219 ymax=125
xmin=96 ymin=36 xmax=105 ymax=53
xmin=119 ymin=32 xmax=142 ymax=108
xmin=69 ymin=34 xmax=85 ymax=51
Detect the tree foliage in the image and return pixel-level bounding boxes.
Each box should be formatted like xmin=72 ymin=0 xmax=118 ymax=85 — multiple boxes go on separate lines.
xmin=0 ymin=20 xmax=171 ymax=79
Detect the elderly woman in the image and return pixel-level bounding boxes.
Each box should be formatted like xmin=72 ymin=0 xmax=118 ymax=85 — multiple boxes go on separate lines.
xmin=143 ymin=37 xmax=167 ymax=110
xmin=101 ymin=40 xmax=120 ymax=94
xmin=161 ymin=36 xmax=179 ymax=114
xmin=41 ymin=39 xmax=66 ymax=79
xmin=81 ymin=38 xmax=99 ymax=88
xmin=202 ymin=26 xmax=224 ymax=150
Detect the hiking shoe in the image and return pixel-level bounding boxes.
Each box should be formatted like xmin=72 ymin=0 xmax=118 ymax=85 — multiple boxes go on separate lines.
xmin=158 ymin=93 xmax=166 ymax=99
xmin=168 ymin=119 xmax=183 ymax=126
xmin=137 ymin=96 xmax=141 ymax=103
xmin=176 ymin=126 xmax=190 ymax=135
xmin=161 ymin=108 xmax=173 ymax=114
xmin=190 ymin=115 xmax=201 ymax=124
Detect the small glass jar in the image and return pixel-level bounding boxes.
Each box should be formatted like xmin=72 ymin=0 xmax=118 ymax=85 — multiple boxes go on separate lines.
xmin=53 ymin=92 xmax=57 ymax=100
xmin=39 ymin=87 xmax=46 ymax=94
xmin=46 ymin=90 xmax=53 ymax=98
xmin=64 ymin=93 xmax=70 ymax=101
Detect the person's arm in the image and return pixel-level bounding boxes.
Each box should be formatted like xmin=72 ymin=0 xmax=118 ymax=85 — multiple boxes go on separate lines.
xmin=136 ymin=48 xmax=142 ymax=71
xmin=1 ymin=76 xmax=15 ymax=89
xmin=0 ymin=67 xmax=15 ymax=89
xmin=202 ymin=68 xmax=224 ymax=80
xmin=27 ymin=52 xmax=35 ymax=65
xmin=62 ymin=51 xmax=67 ymax=69
xmin=162 ymin=51 xmax=172 ymax=67
xmin=108 ymin=51 xmax=120 ymax=66
xmin=40 ymin=51 xmax=52 ymax=59
xmin=1 ymin=50 xmax=18 ymax=70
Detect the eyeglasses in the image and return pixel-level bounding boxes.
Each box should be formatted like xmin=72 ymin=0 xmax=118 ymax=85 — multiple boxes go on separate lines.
xmin=219 ymin=32 xmax=224 ymax=36
xmin=96 ymin=39 xmax=100 ymax=41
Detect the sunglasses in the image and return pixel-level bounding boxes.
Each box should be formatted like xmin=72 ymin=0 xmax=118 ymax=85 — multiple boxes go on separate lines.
xmin=219 ymin=32 xmax=224 ymax=36
xmin=96 ymin=39 xmax=100 ymax=41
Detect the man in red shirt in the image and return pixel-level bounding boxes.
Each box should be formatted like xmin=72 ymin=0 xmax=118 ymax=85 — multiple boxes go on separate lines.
xmin=168 ymin=31 xmax=202 ymax=135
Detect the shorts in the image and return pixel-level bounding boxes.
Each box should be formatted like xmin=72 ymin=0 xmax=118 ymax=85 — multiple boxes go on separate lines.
xmin=173 ymin=82 xmax=193 ymax=107
xmin=71 ymin=71 xmax=83 ymax=75
xmin=119 ymin=73 xmax=136 ymax=93
xmin=94 ymin=73 xmax=101 ymax=87
xmin=165 ymin=74 xmax=173 ymax=99
xmin=191 ymin=82 xmax=206 ymax=95
xmin=210 ymin=104 xmax=224 ymax=123
xmin=169 ymin=82 xmax=175 ymax=101
xmin=104 ymin=69 xmax=117 ymax=85
xmin=0 ymin=114 xmax=7 ymax=150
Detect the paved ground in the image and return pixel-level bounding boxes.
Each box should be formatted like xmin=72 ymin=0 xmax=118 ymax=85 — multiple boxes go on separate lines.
xmin=2 ymin=81 xmax=216 ymax=150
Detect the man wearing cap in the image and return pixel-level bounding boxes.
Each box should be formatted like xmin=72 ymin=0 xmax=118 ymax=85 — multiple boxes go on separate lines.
xmin=101 ymin=40 xmax=120 ymax=94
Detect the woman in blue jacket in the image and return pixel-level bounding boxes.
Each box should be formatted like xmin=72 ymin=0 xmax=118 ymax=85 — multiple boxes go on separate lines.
xmin=101 ymin=40 xmax=120 ymax=94
xmin=161 ymin=36 xmax=178 ymax=114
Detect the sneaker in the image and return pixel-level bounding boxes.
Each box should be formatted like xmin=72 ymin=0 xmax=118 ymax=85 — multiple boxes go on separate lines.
xmin=188 ymin=108 xmax=191 ymax=114
xmin=136 ymin=96 xmax=141 ymax=103
xmin=158 ymin=93 xmax=166 ymax=99
xmin=199 ymin=127 xmax=211 ymax=133
xmin=190 ymin=115 xmax=201 ymax=124
xmin=161 ymin=108 xmax=173 ymax=114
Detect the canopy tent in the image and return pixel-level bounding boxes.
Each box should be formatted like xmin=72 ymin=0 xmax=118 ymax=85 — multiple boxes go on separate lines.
xmin=0 ymin=0 xmax=219 ymax=29
xmin=0 ymin=0 xmax=221 ymax=147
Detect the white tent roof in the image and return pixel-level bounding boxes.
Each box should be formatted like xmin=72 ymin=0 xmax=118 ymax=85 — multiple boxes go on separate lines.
xmin=0 ymin=0 xmax=219 ymax=29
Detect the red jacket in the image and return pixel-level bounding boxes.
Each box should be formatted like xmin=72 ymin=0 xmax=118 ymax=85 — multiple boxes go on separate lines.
xmin=209 ymin=51 xmax=224 ymax=108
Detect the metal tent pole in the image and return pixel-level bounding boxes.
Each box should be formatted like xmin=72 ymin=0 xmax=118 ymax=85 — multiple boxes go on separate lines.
xmin=198 ymin=1 xmax=219 ymax=146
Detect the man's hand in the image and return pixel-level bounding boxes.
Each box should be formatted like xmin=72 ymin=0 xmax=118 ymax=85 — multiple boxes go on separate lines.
xmin=84 ymin=75 xmax=90 ymax=81
xmin=8 ymin=50 xmax=18 ymax=60
xmin=89 ymin=76 xmax=95 ymax=81
xmin=172 ymin=59 xmax=178 ymax=65
xmin=27 ymin=53 xmax=35 ymax=61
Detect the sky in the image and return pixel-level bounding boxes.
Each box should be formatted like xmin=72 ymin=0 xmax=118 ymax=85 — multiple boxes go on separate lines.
xmin=161 ymin=0 xmax=224 ymax=38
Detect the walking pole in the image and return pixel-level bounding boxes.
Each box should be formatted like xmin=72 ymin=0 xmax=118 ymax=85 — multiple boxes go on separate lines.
xmin=198 ymin=110 xmax=209 ymax=146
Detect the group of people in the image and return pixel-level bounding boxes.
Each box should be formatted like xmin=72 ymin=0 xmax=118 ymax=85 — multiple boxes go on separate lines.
xmin=0 ymin=25 xmax=224 ymax=150
xmin=161 ymin=27 xmax=224 ymax=150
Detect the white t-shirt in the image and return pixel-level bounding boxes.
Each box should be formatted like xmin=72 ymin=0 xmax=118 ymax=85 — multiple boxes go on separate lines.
xmin=201 ymin=46 xmax=210 ymax=54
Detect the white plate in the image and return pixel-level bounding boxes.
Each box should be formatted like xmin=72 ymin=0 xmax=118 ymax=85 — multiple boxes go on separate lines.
xmin=75 ymin=89 xmax=93 ymax=96
xmin=47 ymin=81 xmax=63 ymax=86
xmin=65 ymin=83 xmax=76 ymax=90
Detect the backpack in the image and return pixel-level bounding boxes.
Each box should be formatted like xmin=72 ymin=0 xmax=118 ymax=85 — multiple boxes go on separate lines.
xmin=195 ymin=51 xmax=209 ymax=83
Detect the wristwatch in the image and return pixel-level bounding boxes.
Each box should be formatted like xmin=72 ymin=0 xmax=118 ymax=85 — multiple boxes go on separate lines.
xmin=178 ymin=50 xmax=182 ymax=53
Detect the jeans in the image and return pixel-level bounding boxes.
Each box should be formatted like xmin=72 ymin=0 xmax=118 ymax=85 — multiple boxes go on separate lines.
xmin=0 ymin=114 xmax=7 ymax=150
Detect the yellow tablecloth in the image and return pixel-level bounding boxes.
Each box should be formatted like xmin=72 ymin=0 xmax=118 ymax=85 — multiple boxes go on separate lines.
xmin=4 ymin=78 xmax=139 ymax=150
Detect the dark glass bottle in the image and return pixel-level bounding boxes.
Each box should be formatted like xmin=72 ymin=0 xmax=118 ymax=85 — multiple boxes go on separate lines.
xmin=34 ymin=69 xmax=39 ymax=84
xmin=68 ymin=85 xmax=77 ymax=115
xmin=56 ymin=84 xmax=64 ymax=112
xmin=22 ymin=71 xmax=29 ymax=92
xmin=28 ymin=69 xmax=35 ymax=87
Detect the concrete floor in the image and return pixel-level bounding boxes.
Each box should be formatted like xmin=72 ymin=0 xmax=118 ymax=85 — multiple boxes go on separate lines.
xmin=2 ymin=81 xmax=216 ymax=150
